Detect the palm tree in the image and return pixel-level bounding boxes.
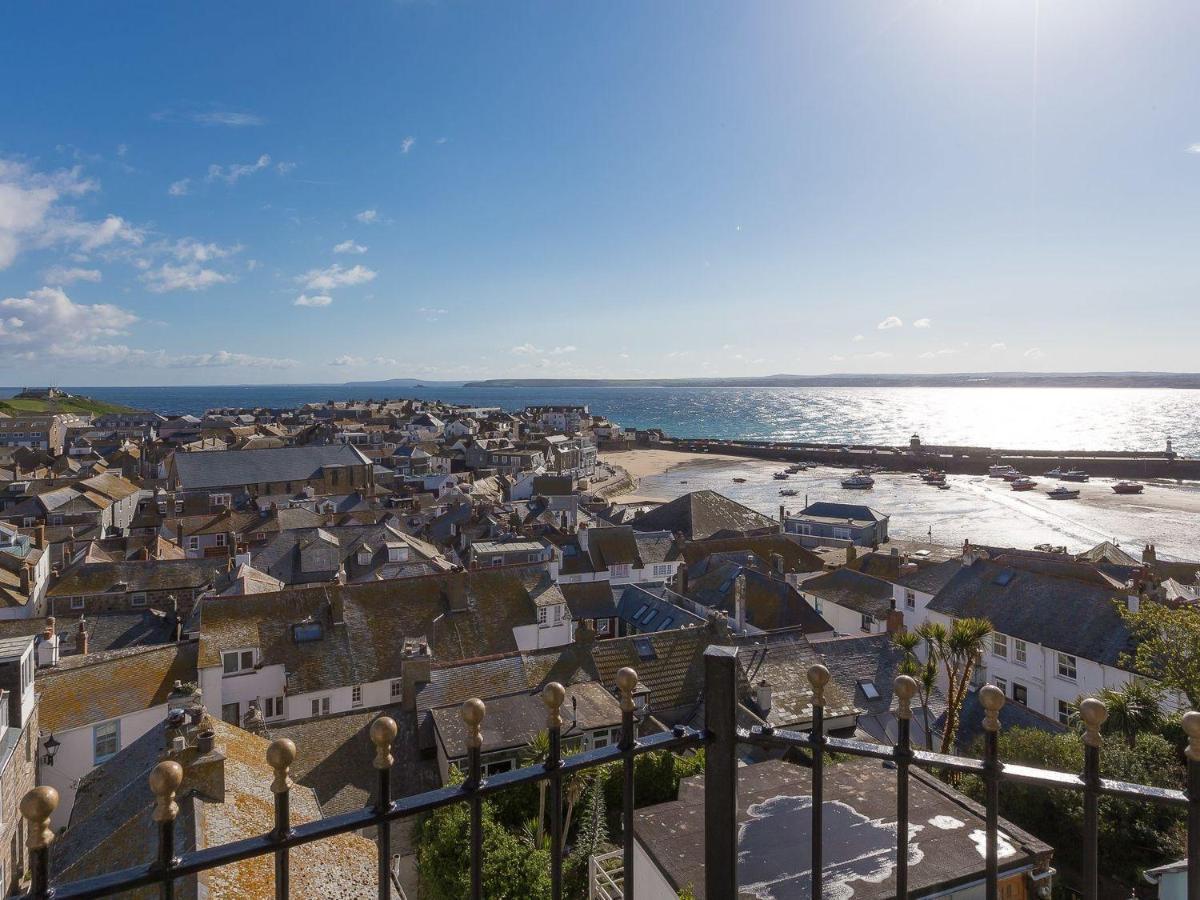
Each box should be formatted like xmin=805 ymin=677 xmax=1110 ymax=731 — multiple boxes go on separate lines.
xmin=923 ymin=617 xmax=993 ymax=753
xmin=1097 ymin=680 xmax=1163 ymax=747
xmin=522 ymin=731 xmax=551 ymax=846
xmin=893 ymin=630 xmax=938 ymax=750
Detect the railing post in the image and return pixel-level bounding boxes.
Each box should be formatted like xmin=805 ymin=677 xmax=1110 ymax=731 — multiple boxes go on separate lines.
xmin=980 ymin=684 xmax=1006 ymax=900
xmin=893 ymin=675 xmax=916 ymax=900
xmin=1184 ymin=711 xmax=1200 ymax=900
xmin=1079 ymin=697 xmax=1108 ymax=900
xmin=544 ymin=682 xmax=567 ymax=900
xmin=149 ymin=760 xmax=184 ymax=900
xmin=19 ymin=786 xmax=58 ymax=900
xmin=807 ymin=664 xmax=830 ymax=900
xmin=370 ymin=716 xmax=398 ymax=900
xmin=266 ymin=738 xmax=297 ymax=899
xmin=703 ymin=646 xmax=739 ymax=900
xmin=617 ymin=667 xmax=639 ymax=900
xmin=462 ymin=699 xmax=487 ymax=900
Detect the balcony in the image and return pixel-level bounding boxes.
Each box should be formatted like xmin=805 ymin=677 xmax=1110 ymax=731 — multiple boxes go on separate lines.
xmin=13 ymin=645 xmax=1200 ymax=899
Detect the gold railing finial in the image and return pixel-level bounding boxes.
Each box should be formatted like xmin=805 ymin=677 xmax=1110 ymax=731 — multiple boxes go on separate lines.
xmin=461 ymin=698 xmax=486 ymax=750
xmin=980 ymin=683 xmax=1006 ymax=733
xmin=149 ymin=760 xmax=183 ymax=823
xmin=266 ymin=738 xmax=296 ymax=794
xmin=543 ymin=682 xmax=566 ymax=730
xmin=370 ymin=716 xmax=399 ymax=770
xmin=1183 ymin=711 xmax=1200 ymax=762
xmin=807 ymin=664 xmax=831 ymax=707
xmin=20 ymin=786 xmax=59 ymax=851
xmin=894 ymin=675 xmax=917 ymax=721
xmin=1079 ymin=698 xmax=1108 ymax=748
xmin=616 ymin=667 xmax=638 ymax=714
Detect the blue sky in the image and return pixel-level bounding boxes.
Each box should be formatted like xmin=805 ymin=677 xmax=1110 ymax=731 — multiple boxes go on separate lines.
xmin=2 ymin=1 xmax=1198 ymax=385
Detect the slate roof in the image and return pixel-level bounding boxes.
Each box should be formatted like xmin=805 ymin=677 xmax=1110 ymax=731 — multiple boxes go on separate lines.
xmin=927 ymin=557 xmax=1134 ymax=667
xmin=616 ymin=584 xmax=706 ymax=632
xmin=688 ymin=565 xmax=833 ymax=634
xmin=249 ymin=523 xmax=449 ymax=586
xmin=561 ymin=581 xmax=620 ymax=620
xmin=414 ymin=644 xmax=599 ymax=714
xmin=795 ymin=501 xmax=889 ymax=525
xmin=37 ymin=641 xmax=198 ymax=734
xmin=681 ymin=535 xmax=825 ymax=575
xmin=55 ymin=717 xmax=379 ymax=897
xmin=0 ymin=610 xmax=179 ymax=657
xmin=797 ymin=568 xmax=895 ymax=618
xmin=48 ymin=558 xmax=228 ymax=597
xmin=895 ymin=557 xmax=964 ymax=595
xmin=736 ymin=637 xmax=857 ymax=727
xmin=947 ymin=689 xmax=1067 ymax=752
xmin=431 ymin=680 xmax=622 ymax=759
xmin=630 ymin=490 xmax=779 ymax=541
xmin=172 ymin=444 xmax=370 ymax=490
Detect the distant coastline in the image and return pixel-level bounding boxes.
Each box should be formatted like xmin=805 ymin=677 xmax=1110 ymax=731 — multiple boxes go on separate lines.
xmin=460 ymin=372 xmax=1200 ymax=389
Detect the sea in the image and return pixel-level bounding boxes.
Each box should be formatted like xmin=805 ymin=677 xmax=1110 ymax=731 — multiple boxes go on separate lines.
xmin=12 ymin=384 xmax=1200 ymax=457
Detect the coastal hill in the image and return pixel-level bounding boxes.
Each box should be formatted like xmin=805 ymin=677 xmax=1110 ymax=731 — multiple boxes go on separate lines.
xmin=460 ymin=372 xmax=1200 ymax=389
xmin=0 ymin=388 xmax=134 ymax=416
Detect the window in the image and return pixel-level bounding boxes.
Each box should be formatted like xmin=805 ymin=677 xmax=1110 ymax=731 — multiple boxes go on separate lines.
xmin=995 ymin=676 xmax=1008 ymax=696
xmin=904 ymin=590 xmax=916 ymax=610
xmin=71 ymin=596 xmax=85 ymax=610
xmin=537 ymin=607 xmax=548 ymax=626
xmin=352 ymin=685 xmax=363 ymax=707
xmin=813 ymin=597 xmax=824 ymax=613
xmin=860 ymin=614 xmax=873 ymax=632
xmin=992 ymin=633 xmax=1008 ymax=659
xmin=188 ymin=536 xmax=199 ymax=551
xmin=596 ymin=619 xmax=611 ymax=635
xmin=1057 ymin=699 xmax=1072 ymax=726
xmin=130 ymin=593 xmax=147 ymax=608
xmin=310 ymin=696 xmax=331 ymax=717
xmin=222 ymin=702 xmax=240 ymax=725
xmin=263 ymin=696 xmax=285 ymax=719
xmin=1013 ymin=639 xmax=1027 ymax=665
xmin=635 ymin=638 xmax=657 ymax=661
xmin=1013 ymin=683 xmax=1028 ymax=706
xmin=215 ymin=533 xmax=227 ymax=548
xmin=222 ymin=649 xmax=255 ymax=675
xmin=653 ymin=564 xmax=673 ymax=577
xmin=1057 ymin=653 xmax=1077 ymax=681
xmin=528 ymin=552 xmax=541 ymax=563
xmin=175 ymin=500 xmax=184 ymax=514
xmin=292 ymin=622 xmax=324 ymax=643
xmin=591 ymin=732 xmax=610 ymax=750
xmin=391 ymin=679 xmax=403 ymax=699
xmin=93 ymin=721 xmax=120 ymax=764
xmin=210 ymin=493 xmax=231 ymax=508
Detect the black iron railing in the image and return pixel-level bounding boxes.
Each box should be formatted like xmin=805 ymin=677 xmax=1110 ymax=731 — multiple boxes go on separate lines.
xmin=15 ymin=647 xmax=1200 ymax=899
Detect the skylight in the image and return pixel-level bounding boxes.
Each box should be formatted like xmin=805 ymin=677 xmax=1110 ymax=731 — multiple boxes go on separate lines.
xmin=859 ymin=681 xmax=880 ymax=700
xmin=635 ymin=638 xmax=657 ymax=661
xmin=994 ymin=569 xmax=1016 ymax=586
xmin=632 ymin=603 xmax=648 ymax=621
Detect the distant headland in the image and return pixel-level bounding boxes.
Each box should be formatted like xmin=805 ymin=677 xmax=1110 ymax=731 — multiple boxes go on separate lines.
xmin=457 ymin=372 xmax=1200 ymax=389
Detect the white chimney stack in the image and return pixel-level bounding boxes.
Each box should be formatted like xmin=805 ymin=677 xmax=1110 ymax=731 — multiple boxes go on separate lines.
xmin=757 ymin=679 xmax=772 ymax=714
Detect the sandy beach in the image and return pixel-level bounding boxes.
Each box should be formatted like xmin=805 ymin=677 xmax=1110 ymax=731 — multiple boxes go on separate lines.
xmin=599 ymin=449 xmax=750 ymax=502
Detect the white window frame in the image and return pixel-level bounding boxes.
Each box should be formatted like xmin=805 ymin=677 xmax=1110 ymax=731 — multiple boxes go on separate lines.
xmin=352 ymin=685 xmax=363 ymax=707
xmin=222 ymin=648 xmax=256 ymax=676
xmin=188 ymin=536 xmax=199 ymax=551
xmin=904 ymin=590 xmax=916 ymax=610
xmin=210 ymin=493 xmax=232 ymax=508
xmin=1057 ymin=699 xmax=1072 ymax=725
xmin=994 ymin=676 xmax=1008 ymax=695
xmin=93 ymin=720 xmax=120 ymax=764
xmin=71 ymin=596 xmax=85 ymax=611
xmin=537 ymin=607 xmax=548 ymax=626
xmin=860 ymin=613 xmax=873 ymax=632
xmin=1014 ymin=639 xmax=1027 ymax=666
xmin=1056 ymin=652 xmax=1077 ymax=681
xmin=310 ymin=696 xmax=331 ymax=717
xmin=130 ymin=593 xmax=147 ymax=608
xmin=215 ymin=533 xmax=227 ymax=548
xmin=596 ymin=618 xmax=611 ymax=635
xmin=390 ymin=679 xmax=403 ymax=699
xmin=992 ymin=633 xmax=1008 ymax=659
xmin=264 ymin=696 xmax=285 ymax=720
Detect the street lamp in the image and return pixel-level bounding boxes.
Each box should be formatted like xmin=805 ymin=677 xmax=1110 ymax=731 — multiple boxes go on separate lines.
xmin=42 ymin=732 xmax=60 ymax=767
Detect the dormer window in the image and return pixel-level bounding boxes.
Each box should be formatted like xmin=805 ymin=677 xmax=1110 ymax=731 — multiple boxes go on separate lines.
xmin=357 ymin=547 xmax=373 ymax=566
xmin=222 ymin=649 xmax=257 ymax=675
xmin=292 ymin=622 xmax=324 ymax=643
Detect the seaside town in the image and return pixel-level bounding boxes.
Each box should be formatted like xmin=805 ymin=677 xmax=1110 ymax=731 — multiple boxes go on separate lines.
xmin=0 ymin=389 xmax=1196 ymax=898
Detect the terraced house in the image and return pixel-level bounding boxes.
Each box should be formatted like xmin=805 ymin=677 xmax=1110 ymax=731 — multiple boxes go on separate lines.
xmin=167 ymin=444 xmax=375 ymax=505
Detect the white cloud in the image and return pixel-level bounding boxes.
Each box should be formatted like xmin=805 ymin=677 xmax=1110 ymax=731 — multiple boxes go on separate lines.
xmin=851 ymin=334 xmax=864 ymax=342
xmin=355 ymin=209 xmax=378 ymax=224
xmin=141 ymin=264 xmax=231 ymax=293
xmin=0 ymin=287 xmax=137 ymax=351
xmin=294 ymin=294 xmax=333 ymax=308
xmin=154 ymin=107 xmax=264 ymax=127
xmin=877 ymin=316 xmax=903 ymax=330
xmin=275 ymin=161 xmax=296 ymax=175
xmin=913 ymin=318 xmax=932 ymax=328
xmin=829 ymin=354 xmax=845 ymax=362
xmin=417 ymin=306 xmax=447 ymax=320
xmin=855 ymin=351 xmax=892 ymax=360
xmin=511 ymin=343 xmax=538 ymax=355
xmin=401 ymin=136 xmax=415 ymax=154
xmin=329 ymin=354 xmax=398 ymax=367
xmin=0 ymin=158 xmax=102 ymax=269
xmin=296 ymin=263 xmax=377 ymax=291
xmin=333 ymin=240 xmax=368 ymax=255
xmin=1188 ymin=144 xmax=1200 ymax=154
xmin=918 ymin=348 xmax=958 ymax=359
xmin=1024 ymin=347 xmax=1045 ymax=359
xmin=172 ymin=350 xmax=295 ymax=368
xmin=171 ymin=238 xmax=240 ymax=264
xmin=206 ymin=154 xmax=271 ymax=185
xmin=43 ymin=266 xmax=101 ymax=285
xmin=168 ymin=178 xmax=190 ymax=197
xmin=990 ymin=342 xmax=1007 ymax=351
xmin=511 ymin=343 xmax=576 ymax=356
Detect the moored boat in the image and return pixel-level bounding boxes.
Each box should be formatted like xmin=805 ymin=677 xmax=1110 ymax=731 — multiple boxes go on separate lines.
xmin=1112 ymin=481 xmax=1144 ymax=495
xmin=1047 ymin=486 xmax=1080 ymax=500
xmin=732 ymin=477 xmax=746 ymax=483
xmin=1011 ymin=477 xmax=1038 ymax=491
xmin=841 ymin=474 xmax=875 ymax=489
xmin=779 ymin=488 xmax=798 ymax=496
xmin=1060 ymin=470 xmax=1090 ymax=482
xmin=773 ymin=472 xmax=789 ymax=480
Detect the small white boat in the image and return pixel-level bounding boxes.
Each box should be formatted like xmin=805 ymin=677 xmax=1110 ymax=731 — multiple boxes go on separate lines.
xmin=841 ymin=474 xmax=875 ymax=489
xmin=1047 ymin=486 xmax=1080 ymax=500
xmin=773 ymin=472 xmax=790 ymax=480
xmin=1060 ymin=470 xmax=1090 ymax=483
xmin=1044 ymin=466 xmax=1064 ymax=478
xmin=1011 ymin=477 xmax=1038 ymax=492
xmin=779 ymin=488 xmax=798 ymax=497
xmin=989 ymin=465 xmax=1018 ymax=478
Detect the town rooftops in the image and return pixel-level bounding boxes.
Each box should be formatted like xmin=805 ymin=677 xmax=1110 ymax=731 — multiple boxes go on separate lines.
xmin=633 ymin=759 xmax=1051 ymax=899
xmin=36 ymin=641 xmax=199 ymax=734
xmin=927 ymin=556 xmax=1135 ymax=668
xmin=797 ymin=567 xmax=895 ymax=618
xmin=48 ymin=558 xmax=229 ymax=597
xmin=735 ymin=637 xmax=857 ymax=728
xmin=793 ymin=501 xmax=889 ymax=525
xmin=681 ymin=534 xmax=825 ymax=575
xmin=171 ymin=444 xmax=370 ymax=490
xmin=630 ymin=490 xmax=779 ymax=541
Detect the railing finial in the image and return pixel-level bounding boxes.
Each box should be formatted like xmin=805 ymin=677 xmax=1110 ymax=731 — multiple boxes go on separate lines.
xmin=1182 ymin=711 xmax=1200 ymax=761
xmin=370 ymin=715 xmax=398 ymax=770
xmin=616 ymin=667 xmax=638 ymax=713
xmin=894 ymin=674 xmax=917 ymax=720
xmin=1079 ymin=697 xmax=1108 ymax=748
xmin=149 ymin=760 xmax=183 ymax=823
xmin=543 ymin=681 xmax=566 ymax=730
xmin=807 ymin=664 xmax=830 ymax=706
xmin=266 ymin=737 xmax=296 ymax=794
xmin=20 ymin=786 xmax=58 ymax=850
xmin=461 ymin=698 xmax=486 ymax=749
xmin=980 ymin=683 xmax=1005 ymax=732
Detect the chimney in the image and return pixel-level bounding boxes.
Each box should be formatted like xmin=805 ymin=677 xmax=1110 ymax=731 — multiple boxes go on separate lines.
xmin=770 ymin=553 xmax=784 ymax=578
xmin=676 ymin=563 xmax=689 ymax=595
xmin=1143 ymin=544 xmax=1157 ymax=565
xmin=176 ymin=522 xmax=185 ymax=549
xmin=37 ymin=617 xmax=60 ymax=668
xmin=886 ymin=609 xmax=905 ymax=634
xmin=756 ymin=679 xmax=772 ymax=714
xmin=733 ymin=573 xmax=747 ymax=632
xmin=577 ymin=523 xmax=589 ymax=552
xmin=401 ymin=639 xmax=433 ymax=710
xmin=77 ymin=616 xmax=89 ymax=655
xmin=779 ymin=504 xmax=786 ymax=524
xmin=890 ymin=547 xmax=899 ymax=557
xmin=671 ymin=530 xmax=686 ymax=554
xmin=573 ymin=618 xmax=596 ymax=648
xmin=35 ymin=525 xmax=45 ymax=549
xmin=19 ymin=566 xmax=30 ymax=596
xmin=962 ymin=539 xmax=977 ymax=567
